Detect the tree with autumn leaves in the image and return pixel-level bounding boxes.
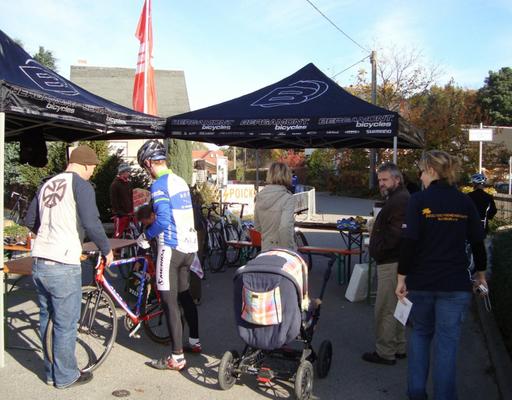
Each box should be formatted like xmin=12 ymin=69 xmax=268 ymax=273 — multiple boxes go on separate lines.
xmin=338 ymin=48 xmax=512 ymax=189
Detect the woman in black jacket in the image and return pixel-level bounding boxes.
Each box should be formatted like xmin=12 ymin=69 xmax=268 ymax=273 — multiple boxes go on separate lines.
xmin=396 ymin=150 xmax=487 ymax=400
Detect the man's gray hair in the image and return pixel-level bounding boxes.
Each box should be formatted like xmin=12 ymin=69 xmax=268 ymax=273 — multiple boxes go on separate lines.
xmin=377 ymin=162 xmax=403 ymax=184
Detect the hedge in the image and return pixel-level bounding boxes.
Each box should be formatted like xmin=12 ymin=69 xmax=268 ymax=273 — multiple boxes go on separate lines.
xmin=490 ymin=230 xmax=512 ymax=357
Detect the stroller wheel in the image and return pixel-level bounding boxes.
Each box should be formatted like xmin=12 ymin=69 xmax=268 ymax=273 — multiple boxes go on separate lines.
xmin=218 ymin=350 xmax=239 ymax=390
xmin=294 ymin=360 xmax=314 ymax=400
xmin=315 ymin=340 xmax=333 ymax=379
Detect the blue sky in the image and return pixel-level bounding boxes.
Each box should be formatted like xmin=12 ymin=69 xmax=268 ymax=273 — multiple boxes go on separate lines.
xmin=1 ymin=0 xmax=511 ymax=111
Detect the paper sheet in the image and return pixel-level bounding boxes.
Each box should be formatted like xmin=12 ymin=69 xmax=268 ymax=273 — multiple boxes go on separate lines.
xmin=394 ymin=298 xmax=413 ymax=326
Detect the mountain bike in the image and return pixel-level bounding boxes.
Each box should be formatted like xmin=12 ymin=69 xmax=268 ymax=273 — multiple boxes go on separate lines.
xmin=221 ymin=203 xmax=253 ymax=266
xmin=202 ymin=203 xmax=227 ymax=272
xmin=45 ymin=249 xmax=169 ymax=372
xmin=209 ymin=202 xmax=242 ymax=268
xmin=220 ymin=202 xmax=258 ymax=266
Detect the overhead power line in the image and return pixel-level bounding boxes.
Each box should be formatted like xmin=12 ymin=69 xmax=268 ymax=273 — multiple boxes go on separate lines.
xmin=305 ymin=0 xmax=370 ymax=53
xmin=331 ymin=55 xmax=371 ymax=79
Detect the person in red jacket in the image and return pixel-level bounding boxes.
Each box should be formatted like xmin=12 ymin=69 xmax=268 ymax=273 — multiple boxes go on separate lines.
xmin=110 ymin=163 xmax=133 ymax=238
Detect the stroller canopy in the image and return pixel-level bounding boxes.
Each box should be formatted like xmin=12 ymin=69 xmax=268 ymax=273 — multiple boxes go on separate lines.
xmin=236 ymin=249 xmax=310 ymax=311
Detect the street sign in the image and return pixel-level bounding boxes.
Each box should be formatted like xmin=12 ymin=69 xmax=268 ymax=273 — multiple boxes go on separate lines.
xmin=469 ymin=129 xmax=493 ymax=141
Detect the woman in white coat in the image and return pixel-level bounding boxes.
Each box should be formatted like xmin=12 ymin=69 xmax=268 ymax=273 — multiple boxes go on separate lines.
xmin=254 ymin=162 xmax=296 ymax=252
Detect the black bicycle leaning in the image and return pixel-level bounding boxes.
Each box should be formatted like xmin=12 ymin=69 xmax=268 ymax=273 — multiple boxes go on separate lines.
xmin=201 ymin=203 xmax=227 ymax=273
xmin=8 ymin=191 xmax=29 ymax=224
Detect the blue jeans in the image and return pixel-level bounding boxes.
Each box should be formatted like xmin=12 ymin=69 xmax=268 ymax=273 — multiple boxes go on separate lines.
xmin=32 ymin=258 xmax=82 ymax=387
xmin=407 ymin=291 xmax=472 ymax=400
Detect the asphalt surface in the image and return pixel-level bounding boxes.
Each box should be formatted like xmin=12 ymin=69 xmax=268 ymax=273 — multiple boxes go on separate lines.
xmin=0 ymin=193 xmax=501 ymax=400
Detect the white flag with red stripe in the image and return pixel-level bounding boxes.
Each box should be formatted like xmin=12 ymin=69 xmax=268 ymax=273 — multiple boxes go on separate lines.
xmin=133 ymin=0 xmax=157 ymax=115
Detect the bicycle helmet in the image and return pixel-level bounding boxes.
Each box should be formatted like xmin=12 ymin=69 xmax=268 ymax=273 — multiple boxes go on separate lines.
xmin=471 ymin=173 xmax=487 ymax=185
xmin=137 ymin=140 xmax=166 ymax=169
xmin=117 ymin=163 xmax=131 ymax=174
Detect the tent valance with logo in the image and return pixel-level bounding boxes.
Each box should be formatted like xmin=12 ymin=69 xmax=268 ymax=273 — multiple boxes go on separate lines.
xmin=166 ymin=63 xmax=423 ymax=149
xmin=0 ymin=29 xmax=165 ymax=142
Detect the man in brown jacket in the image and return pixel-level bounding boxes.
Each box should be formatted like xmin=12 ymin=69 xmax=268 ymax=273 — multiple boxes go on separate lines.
xmin=363 ymin=162 xmax=410 ymax=365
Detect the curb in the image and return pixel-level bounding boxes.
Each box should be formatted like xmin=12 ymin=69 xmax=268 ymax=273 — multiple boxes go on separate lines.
xmin=475 ymin=296 xmax=512 ymax=400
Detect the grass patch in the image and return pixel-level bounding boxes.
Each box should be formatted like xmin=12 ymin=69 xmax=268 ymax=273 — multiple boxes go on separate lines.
xmin=4 ymin=223 xmax=29 ymax=239
xmin=490 ymin=230 xmax=512 ymax=357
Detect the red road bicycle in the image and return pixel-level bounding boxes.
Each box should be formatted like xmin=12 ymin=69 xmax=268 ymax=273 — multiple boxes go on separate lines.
xmin=45 ymin=249 xmax=169 ymax=372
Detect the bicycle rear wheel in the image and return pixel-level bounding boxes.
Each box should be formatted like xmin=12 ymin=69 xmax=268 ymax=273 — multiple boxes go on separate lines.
xmin=206 ymin=228 xmax=226 ymax=272
xmin=295 ymin=230 xmax=312 ymax=270
xmin=142 ymin=283 xmax=171 ymax=344
xmin=45 ymin=286 xmax=118 ymax=373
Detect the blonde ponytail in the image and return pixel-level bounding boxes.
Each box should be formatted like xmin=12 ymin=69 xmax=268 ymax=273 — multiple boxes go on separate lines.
xmin=419 ymin=150 xmax=460 ymax=185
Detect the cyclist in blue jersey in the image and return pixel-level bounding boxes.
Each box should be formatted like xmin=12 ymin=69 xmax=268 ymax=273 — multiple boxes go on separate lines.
xmin=135 ymin=140 xmax=200 ymax=371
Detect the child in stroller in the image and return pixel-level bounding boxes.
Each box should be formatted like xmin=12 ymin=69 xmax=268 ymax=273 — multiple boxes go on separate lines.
xmin=218 ymin=249 xmax=333 ymax=400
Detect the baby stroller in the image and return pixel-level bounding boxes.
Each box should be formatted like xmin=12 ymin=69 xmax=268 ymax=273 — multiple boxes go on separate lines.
xmin=218 ymin=249 xmax=333 ymax=400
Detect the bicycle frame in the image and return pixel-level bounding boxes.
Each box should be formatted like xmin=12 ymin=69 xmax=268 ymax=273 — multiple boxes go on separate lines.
xmin=93 ymin=254 xmax=162 ymax=331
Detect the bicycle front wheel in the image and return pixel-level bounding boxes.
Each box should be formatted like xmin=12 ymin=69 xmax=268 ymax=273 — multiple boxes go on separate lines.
xmin=295 ymin=230 xmax=313 ymax=270
xmin=142 ymin=283 xmax=171 ymax=344
xmin=45 ymin=286 xmax=118 ymax=373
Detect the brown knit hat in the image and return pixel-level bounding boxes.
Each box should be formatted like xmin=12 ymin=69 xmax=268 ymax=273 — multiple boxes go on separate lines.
xmin=69 ymin=145 xmax=100 ymax=165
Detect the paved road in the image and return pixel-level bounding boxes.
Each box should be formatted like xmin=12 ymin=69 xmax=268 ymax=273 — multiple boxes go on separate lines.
xmin=0 ymin=193 xmax=500 ymax=399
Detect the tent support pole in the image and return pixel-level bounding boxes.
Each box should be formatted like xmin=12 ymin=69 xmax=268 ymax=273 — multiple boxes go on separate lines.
xmin=1 ymin=112 xmax=5 ymax=368
xmin=255 ymin=149 xmax=260 ymax=191
xmin=393 ymin=136 xmax=398 ymax=164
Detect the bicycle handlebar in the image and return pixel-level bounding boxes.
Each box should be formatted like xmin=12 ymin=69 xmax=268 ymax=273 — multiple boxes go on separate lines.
xmin=10 ymin=191 xmax=28 ymax=202
xmin=211 ymin=201 xmax=248 ymax=206
xmin=208 ymin=202 xmax=249 ymax=218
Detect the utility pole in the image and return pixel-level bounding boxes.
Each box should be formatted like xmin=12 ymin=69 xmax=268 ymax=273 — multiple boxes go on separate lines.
xmin=369 ymin=50 xmax=377 ymax=190
xmin=479 ymin=122 xmax=483 ymax=173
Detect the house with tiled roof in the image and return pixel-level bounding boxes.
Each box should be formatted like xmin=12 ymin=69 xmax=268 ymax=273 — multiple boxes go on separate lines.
xmin=192 ymin=150 xmax=228 ymax=185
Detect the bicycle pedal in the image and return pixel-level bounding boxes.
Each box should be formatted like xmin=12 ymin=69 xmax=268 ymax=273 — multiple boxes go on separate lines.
xmin=128 ymin=322 xmax=143 ymax=338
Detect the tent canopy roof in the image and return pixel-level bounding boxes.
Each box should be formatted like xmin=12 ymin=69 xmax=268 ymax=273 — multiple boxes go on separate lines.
xmin=0 ymin=29 xmax=165 ymax=142
xmin=167 ymin=63 xmax=423 ymax=149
